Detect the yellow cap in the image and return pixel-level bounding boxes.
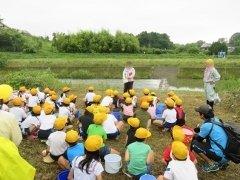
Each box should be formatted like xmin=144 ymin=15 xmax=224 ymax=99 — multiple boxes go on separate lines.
xmin=49 ymin=90 xmax=56 ymax=96
xmin=86 ymin=106 xmax=94 ymax=113
xmin=147 ymin=96 xmax=154 ymax=102
xmin=129 ymin=89 xmax=136 ymax=96
xmin=30 ymin=88 xmax=37 ymax=96
xmin=93 ymin=95 xmax=102 ymax=103
xmin=167 ymin=91 xmax=175 ymax=97
xmin=69 ymin=94 xmax=77 ymax=102
xmin=43 ymin=104 xmax=54 ymax=115
xmin=140 ymin=101 xmax=149 ymax=109
xmin=66 ymin=130 xmax=79 ymax=143
xmin=54 ymin=117 xmax=67 ymax=130
xmin=127 ymin=117 xmax=140 ymax=128
xmin=175 ymin=98 xmax=183 ymax=106
xmin=105 ymin=89 xmax=113 ymax=96
xmin=93 ymin=113 xmax=107 ymax=125
xmin=12 ymin=97 xmax=23 ymax=106
xmin=113 ymin=90 xmax=119 ymax=96
xmin=123 ymin=92 xmax=130 ymax=98
xmin=62 ymin=86 xmax=71 ymax=92
xmin=98 ymin=106 xmax=110 ymax=114
xmin=151 ymin=92 xmax=156 ymax=96
xmin=63 ymin=98 xmax=70 ymax=105
xmin=0 ymin=84 xmax=13 ymax=102
xmin=205 ymin=59 xmax=214 ymax=66
xmin=19 ymin=86 xmax=26 ymax=92
xmin=32 ymin=105 xmax=41 ymax=115
xmin=171 ymin=95 xmax=179 ymax=102
xmin=143 ymin=88 xmax=150 ymax=95
xmin=85 ymin=135 xmax=103 ymax=152
xmin=172 ymin=141 xmax=188 ymax=160
xmin=165 ymin=98 xmax=175 ymax=108
xmin=125 ymin=97 xmax=132 ymax=104
xmin=88 ymin=86 xmax=94 ymax=91
xmin=50 ymin=94 xmax=58 ymax=101
xmin=44 ymin=87 xmax=50 ymax=94
xmin=172 ymin=126 xmax=185 ymax=142
xmin=135 ymin=127 xmax=151 ymax=139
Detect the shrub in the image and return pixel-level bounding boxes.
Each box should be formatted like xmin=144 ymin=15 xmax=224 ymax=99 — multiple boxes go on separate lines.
xmin=0 ymin=53 xmax=8 ymax=69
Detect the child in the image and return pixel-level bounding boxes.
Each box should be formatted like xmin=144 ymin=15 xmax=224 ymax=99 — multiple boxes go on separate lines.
xmin=111 ymin=91 xmax=123 ymax=121
xmin=135 ymin=101 xmax=151 ymax=128
xmin=84 ymin=86 xmax=96 ymax=106
xmin=28 ymin=88 xmax=40 ymax=110
xmin=125 ymin=128 xmax=154 ymax=179
xmin=38 ymin=104 xmax=56 ymax=140
xmin=37 ymin=88 xmax=45 ymax=104
xmin=59 ymin=98 xmax=74 ymax=121
xmin=157 ymin=141 xmax=198 ymax=180
xmin=58 ymin=86 xmax=71 ymax=105
xmin=139 ymin=88 xmax=150 ymax=105
xmin=58 ymin=130 xmax=85 ymax=169
xmin=155 ymin=102 xmax=166 ymax=120
xmin=126 ymin=117 xmax=140 ymax=146
xmin=68 ymin=135 xmax=104 ymax=180
xmin=92 ymin=95 xmax=102 ymax=107
xmin=79 ymin=106 xmax=94 ymax=140
xmin=174 ymin=98 xmax=186 ymax=126
xmin=42 ymin=117 xmax=68 ymax=162
xmin=0 ymin=99 xmax=9 ymax=111
xmin=147 ymin=96 xmax=156 ymax=120
xmin=69 ymin=94 xmax=81 ymax=119
xmin=121 ymin=97 xmax=134 ymax=122
xmin=100 ymin=89 xmax=113 ymax=107
xmin=161 ymin=98 xmax=177 ymax=132
xmin=129 ymin=89 xmax=137 ymax=108
xmin=49 ymin=94 xmax=58 ymax=111
xmin=151 ymin=92 xmax=158 ymax=106
xmin=18 ymin=86 xmax=28 ymax=102
xmin=162 ymin=126 xmax=197 ymax=166
xmin=112 ymin=90 xmax=120 ymax=108
xmin=9 ymin=97 xmax=27 ymax=124
xmin=21 ymin=105 xmax=41 ymax=138
xmin=102 ymin=107 xmax=124 ymax=140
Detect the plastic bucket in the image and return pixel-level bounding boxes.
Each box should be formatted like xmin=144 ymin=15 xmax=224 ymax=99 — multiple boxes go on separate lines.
xmin=182 ymin=126 xmax=194 ymax=144
xmin=104 ymin=154 xmax=122 ymax=174
xmin=140 ymin=174 xmax=156 ymax=180
xmin=57 ymin=170 xmax=69 ymax=180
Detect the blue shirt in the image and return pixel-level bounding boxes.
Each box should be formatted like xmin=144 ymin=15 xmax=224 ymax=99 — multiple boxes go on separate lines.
xmin=111 ymin=111 xmax=122 ymax=121
xmin=156 ymin=103 xmax=166 ymax=119
xmin=198 ymin=118 xmax=228 ymax=158
xmin=65 ymin=143 xmax=85 ymax=163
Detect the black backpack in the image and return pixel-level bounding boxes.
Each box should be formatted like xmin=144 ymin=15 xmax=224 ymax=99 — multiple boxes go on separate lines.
xmin=209 ymin=120 xmax=240 ymax=164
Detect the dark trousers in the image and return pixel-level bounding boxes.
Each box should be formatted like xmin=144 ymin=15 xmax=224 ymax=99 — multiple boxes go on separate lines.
xmin=124 ymin=81 xmax=134 ymax=92
xmin=207 ymin=100 xmax=214 ymax=109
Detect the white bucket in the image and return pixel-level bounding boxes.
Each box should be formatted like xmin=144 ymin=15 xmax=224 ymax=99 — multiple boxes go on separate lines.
xmin=104 ymin=154 xmax=122 ymax=174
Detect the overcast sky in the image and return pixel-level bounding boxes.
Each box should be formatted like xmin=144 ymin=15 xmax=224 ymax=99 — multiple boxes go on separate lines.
xmin=0 ymin=0 xmax=239 ymax=44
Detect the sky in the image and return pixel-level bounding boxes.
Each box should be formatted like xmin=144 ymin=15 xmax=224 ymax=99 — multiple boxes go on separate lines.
xmin=0 ymin=0 xmax=240 ymax=44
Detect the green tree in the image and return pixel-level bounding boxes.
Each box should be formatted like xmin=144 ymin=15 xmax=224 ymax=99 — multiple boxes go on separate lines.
xmin=229 ymin=33 xmax=240 ymax=47
xmin=208 ymin=41 xmax=228 ymax=55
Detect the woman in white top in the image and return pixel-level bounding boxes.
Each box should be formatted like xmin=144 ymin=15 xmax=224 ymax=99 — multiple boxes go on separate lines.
xmin=203 ymin=59 xmax=221 ymax=109
xmin=123 ymin=61 xmax=135 ymax=93
xmin=68 ymin=135 xmax=104 ymax=180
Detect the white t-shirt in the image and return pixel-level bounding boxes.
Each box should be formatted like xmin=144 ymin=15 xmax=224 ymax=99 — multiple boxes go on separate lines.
xmin=46 ymin=131 xmax=68 ymax=156
xmin=132 ymin=96 xmax=138 ymax=107
xmin=9 ymin=107 xmax=27 ymax=124
xmin=164 ymin=158 xmax=198 ymax=180
xmin=45 ymin=96 xmax=51 ymax=103
xmin=37 ymin=91 xmax=45 ymax=102
xmin=70 ymin=102 xmax=76 ymax=112
xmin=1 ymin=104 xmax=9 ymax=112
xmin=21 ymin=114 xmax=40 ymax=129
xmin=28 ymin=95 xmax=40 ymax=108
xmin=162 ymin=109 xmax=177 ymax=123
xmin=72 ymin=156 xmax=104 ymax=180
xmin=102 ymin=114 xmax=118 ymax=134
xmin=39 ymin=114 xmax=56 ymax=130
xmin=85 ymin=92 xmax=96 ymax=103
xmin=100 ymin=96 xmax=113 ymax=107
xmin=59 ymin=106 xmax=71 ymax=118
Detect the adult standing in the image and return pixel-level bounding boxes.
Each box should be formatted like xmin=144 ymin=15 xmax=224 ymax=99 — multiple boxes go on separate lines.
xmin=123 ymin=61 xmax=135 ymax=92
xmin=203 ymin=59 xmax=221 ymax=109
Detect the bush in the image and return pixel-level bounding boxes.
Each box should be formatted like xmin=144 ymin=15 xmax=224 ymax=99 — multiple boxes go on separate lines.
xmin=3 ymin=70 xmax=63 ymax=89
xmin=0 ymin=53 xmax=8 ymax=68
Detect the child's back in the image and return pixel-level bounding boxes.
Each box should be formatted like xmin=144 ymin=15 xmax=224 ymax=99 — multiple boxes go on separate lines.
xmin=126 ymin=127 xmax=137 ymax=146
xmin=155 ymin=103 xmax=166 ymax=119
xmin=175 ymin=106 xmax=185 ymax=126
xmin=87 ymin=124 xmax=107 ymax=141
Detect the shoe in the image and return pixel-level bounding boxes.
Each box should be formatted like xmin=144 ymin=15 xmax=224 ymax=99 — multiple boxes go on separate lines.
xmin=202 ymin=163 xmax=219 ymax=173
xmin=218 ymin=162 xmax=229 ymax=170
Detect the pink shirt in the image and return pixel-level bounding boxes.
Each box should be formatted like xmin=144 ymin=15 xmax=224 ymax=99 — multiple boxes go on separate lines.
xmin=122 ymin=104 xmax=134 ymax=116
xmin=147 ymin=105 xmax=156 ymax=119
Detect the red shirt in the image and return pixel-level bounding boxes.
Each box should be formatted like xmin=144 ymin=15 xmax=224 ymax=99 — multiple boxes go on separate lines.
xmin=162 ymin=145 xmax=196 ymax=164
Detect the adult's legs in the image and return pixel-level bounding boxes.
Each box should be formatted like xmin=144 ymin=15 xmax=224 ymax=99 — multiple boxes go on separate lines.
xmin=207 ymin=100 xmax=214 ymax=109
xmin=129 ymin=81 xmax=134 ymax=90
xmin=124 ymin=83 xmax=128 ymax=92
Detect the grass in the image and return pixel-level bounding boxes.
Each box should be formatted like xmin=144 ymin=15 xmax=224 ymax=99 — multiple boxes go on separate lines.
xmin=18 ymin=88 xmax=240 ymax=180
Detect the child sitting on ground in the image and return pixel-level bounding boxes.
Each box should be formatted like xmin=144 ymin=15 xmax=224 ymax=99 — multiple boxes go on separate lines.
xmin=174 ymin=98 xmax=186 ymax=126
xmin=135 ymin=101 xmax=151 ymax=128
xmin=59 ymin=98 xmax=74 ymax=122
xmin=58 ymin=130 xmax=85 ymax=169
xmin=147 ymin=96 xmax=156 ymax=120
xmin=69 ymin=94 xmax=81 ymax=119
xmin=101 ymin=89 xmax=113 ymax=107
xmin=0 ymin=99 xmax=10 ymax=111
xmin=139 ymin=88 xmax=150 ymax=105
xmin=129 ymin=89 xmax=138 ymax=108
xmin=111 ymin=93 xmax=123 ymax=121
xmin=84 ymin=86 xmax=95 ymax=107
xmin=49 ymin=94 xmax=58 ymax=111
xmin=125 ymin=128 xmax=154 ymax=179
xmin=157 ymin=141 xmax=198 ymax=180
xmin=161 ymin=98 xmax=177 ymax=132
xmin=155 ymin=102 xmax=166 ymax=120
xmin=68 ymin=135 xmax=104 ymax=180
xmin=125 ymin=117 xmax=140 ymax=147
xmin=9 ymin=97 xmax=27 ymax=124
xmin=112 ymin=90 xmax=120 ymax=108
xmin=92 ymin=95 xmax=102 ymax=108
xmin=38 ymin=104 xmax=56 ymax=140
xmin=28 ymin=88 xmax=40 ymax=111
xmin=151 ymin=92 xmax=158 ymax=106
xmin=42 ymin=117 xmax=68 ymax=163
xmin=21 ymin=105 xmax=41 ymax=138
xmin=79 ymin=106 xmax=94 ymax=140
xmin=162 ymin=126 xmax=197 ymax=166
xmin=121 ymin=97 xmax=134 ymax=122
